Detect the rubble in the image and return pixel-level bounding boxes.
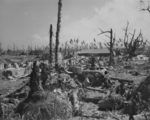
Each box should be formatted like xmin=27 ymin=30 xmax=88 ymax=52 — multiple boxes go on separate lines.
xmin=0 ymin=51 xmax=150 ymax=120
xmin=3 ymin=67 xmax=31 ymax=79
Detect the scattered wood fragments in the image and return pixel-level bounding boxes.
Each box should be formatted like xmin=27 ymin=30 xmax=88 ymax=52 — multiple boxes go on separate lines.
xmin=0 ymin=57 xmax=150 ymax=120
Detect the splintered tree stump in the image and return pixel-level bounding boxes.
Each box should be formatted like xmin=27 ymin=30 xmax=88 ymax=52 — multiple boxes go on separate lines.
xmin=15 ymin=61 xmax=72 ymax=120
xmin=28 ymin=61 xmax=44 ymax=99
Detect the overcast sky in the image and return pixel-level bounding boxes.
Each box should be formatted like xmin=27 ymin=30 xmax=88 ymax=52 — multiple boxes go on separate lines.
xmin=0 ymin=0 xmax=150 ymax=50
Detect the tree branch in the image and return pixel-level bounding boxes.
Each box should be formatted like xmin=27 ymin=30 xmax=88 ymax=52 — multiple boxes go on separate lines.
xmin=140 ymin=0 xmax=150 ymax=12
xmin=123 ymin=21 xmax=129 ymax=43
xmin=141 ymin=7 xmax=150 ymax=12
xmin=104 ymin=43 xmax=110 ymax=50
xmin=97 ymin=28 xmax=110 ymax=36
xmin=105 ymin=35 xmax=110 ymax=38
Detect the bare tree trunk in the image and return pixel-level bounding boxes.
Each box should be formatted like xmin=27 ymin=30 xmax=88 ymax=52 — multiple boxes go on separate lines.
xmin=98 ymin=28 xmax=115 ymax=66
xmin=55 ymin=0 xmax=62 ymax=70
xmin=49 ymin=24 xmax=53 ymax=66
xmin=109 ymin=28 xmax=113 ymax=66
xmin=0 ymin=42 xmax=3 ymax=54
xmin=28 ymin=61 xmax=44 ymax=99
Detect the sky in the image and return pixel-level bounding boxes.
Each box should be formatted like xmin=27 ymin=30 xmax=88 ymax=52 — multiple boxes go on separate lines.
xmin=0 ymin=0 xmax=150 ymax=50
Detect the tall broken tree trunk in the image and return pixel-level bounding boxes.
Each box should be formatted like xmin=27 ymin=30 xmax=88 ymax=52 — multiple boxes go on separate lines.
xmin=98 ymin=28 xmax=115 ymax=66
xmin=0 ymin=42 xmax=3 ymax=54
xmin=55 ymin=0 xmax=62 ymax=70
xmin=49 ymin=24 xmax=53 ymax=66
xmin=109 ymin=28 xmax=113 ymax=66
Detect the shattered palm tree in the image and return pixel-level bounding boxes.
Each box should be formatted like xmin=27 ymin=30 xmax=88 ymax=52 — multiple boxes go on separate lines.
xmin=120 ymin=21 xmax=144 ymax=59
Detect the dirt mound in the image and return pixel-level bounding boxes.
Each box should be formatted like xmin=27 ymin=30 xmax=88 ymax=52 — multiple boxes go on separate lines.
xmin=15 ymin=91 xmax=72 ymax=120
xmin=135 ymin=75 xmax=150 ymax=101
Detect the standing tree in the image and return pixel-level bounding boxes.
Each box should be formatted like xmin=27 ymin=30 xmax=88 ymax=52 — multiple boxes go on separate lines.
xmin=98 ymin=42 xmax=103 ymax=49
xmin=98 ymin=28 xmax=114 ymax=66
xmin=55 ymin=0 xmax=62 ymax=70
xmin=76 ymin=39 xmax=79 ymax=51
xmin=120 ymin=21 xmax=144 ymax=59
xmin=0 ymin=42 xmax=3 ymax=54
xmin=49 ymin=24 xmax=53 ymax=66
